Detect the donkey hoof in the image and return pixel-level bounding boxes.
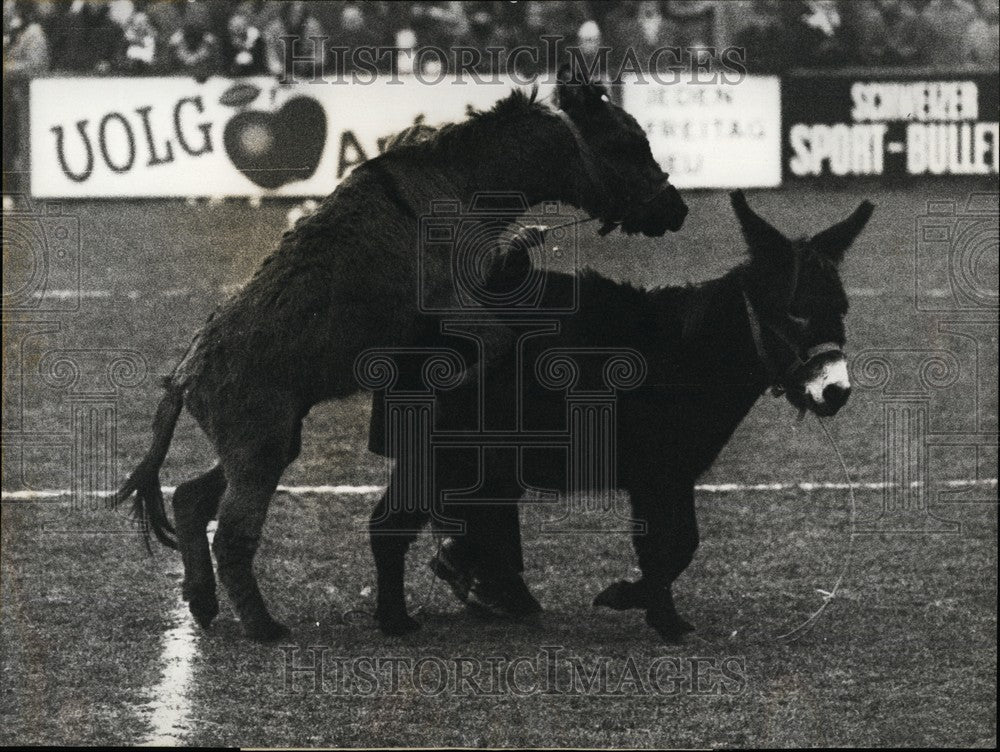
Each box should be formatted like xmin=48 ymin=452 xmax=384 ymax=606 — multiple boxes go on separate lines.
xmin=645 ymin=611 xmax=695 ymax=643
xmin=593 ymin=580 xmax=645 ymax=611
xmin=188 ymin=592 xmax=219 ymax=629
xmin=675 ymin=615 xmax=696 ymax=634
xmin=646 ymin=617 xmax=687 ymax=644
xmin=377 ymin=613 xmax=421 ymax=636
xmin=244 ymin=618 xmax=291 ymax=642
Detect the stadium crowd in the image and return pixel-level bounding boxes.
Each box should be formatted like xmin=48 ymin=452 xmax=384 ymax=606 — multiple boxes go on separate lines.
xmin=5 ymin=0 xmax=999 ymax=80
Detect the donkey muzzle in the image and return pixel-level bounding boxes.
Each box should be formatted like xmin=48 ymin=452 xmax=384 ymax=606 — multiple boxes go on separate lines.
xmin=785 ymin=348 xmax=851 ymax=417
xmin=620 ymin=183 xmax=688 ymax=236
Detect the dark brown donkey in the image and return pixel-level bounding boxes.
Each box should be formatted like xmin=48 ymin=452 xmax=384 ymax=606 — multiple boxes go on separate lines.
xmin=370 ymin=192 xmax=873 ymax=640
xmin=116 ymin=73 xmax=688 ymax=641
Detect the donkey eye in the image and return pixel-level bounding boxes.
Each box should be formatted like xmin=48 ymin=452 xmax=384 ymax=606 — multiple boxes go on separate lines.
xmin=601 ymin=94 xmax=610 ymax=103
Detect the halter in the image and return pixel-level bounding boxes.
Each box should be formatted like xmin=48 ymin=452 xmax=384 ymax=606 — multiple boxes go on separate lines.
xmin=551 ymin=106 xmax=672 ymax=237
xmin=740 ymin=251 xmax=844 ymax=397
xmin=552 ymin=108 xmax=607 ymax=206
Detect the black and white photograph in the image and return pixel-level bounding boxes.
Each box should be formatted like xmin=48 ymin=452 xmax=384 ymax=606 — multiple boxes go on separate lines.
xmin=2 ymin=0 xmax=997 ymax=747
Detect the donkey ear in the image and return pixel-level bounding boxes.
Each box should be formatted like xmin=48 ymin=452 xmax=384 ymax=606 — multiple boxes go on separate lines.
xmin=810 ymin=201 xmax=875 ymax=263
xmin=730 ymin=190 xmax=788 ymax=253
xmin=555 ymin=63 xmax=606 ymax=114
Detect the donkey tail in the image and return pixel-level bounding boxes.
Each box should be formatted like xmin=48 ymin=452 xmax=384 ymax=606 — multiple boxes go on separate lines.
xmin=113 ymin=378 xmax=184 ymax=551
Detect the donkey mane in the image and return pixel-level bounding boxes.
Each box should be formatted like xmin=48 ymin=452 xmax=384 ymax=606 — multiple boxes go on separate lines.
xmin=273 ymin=86 xmax=555 ymax=255
xmin=385 ymin=86 xmax=547 ymax=160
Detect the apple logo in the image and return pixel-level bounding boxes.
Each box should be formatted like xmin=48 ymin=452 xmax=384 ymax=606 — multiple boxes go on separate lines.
xmin=220 ymin=83 xmax=326 ymax=190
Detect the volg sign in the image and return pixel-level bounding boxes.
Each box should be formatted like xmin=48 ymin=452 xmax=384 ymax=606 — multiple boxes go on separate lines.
xmin=30 ymin=76 xmax=551 ymax=198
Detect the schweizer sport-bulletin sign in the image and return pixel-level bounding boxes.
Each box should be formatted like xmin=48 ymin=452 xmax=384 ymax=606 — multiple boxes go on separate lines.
xmin=783 ymin=70 xmax=999 ymax=179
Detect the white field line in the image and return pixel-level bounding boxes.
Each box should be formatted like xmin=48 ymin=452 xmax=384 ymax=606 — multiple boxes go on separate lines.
xmin=2 ymin=478 xmax=995 ymax=502
xmin=137 ymin=523 xmax=215 ymax=747
xmin=139 ymin=597 xmax=197 ymax=746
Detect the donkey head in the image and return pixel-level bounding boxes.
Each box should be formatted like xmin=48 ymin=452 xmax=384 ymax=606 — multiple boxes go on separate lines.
xmin=555 ymin=66 xmax=687 ymax=236
xmin=731 ymin=191 xmax=874 ymax=417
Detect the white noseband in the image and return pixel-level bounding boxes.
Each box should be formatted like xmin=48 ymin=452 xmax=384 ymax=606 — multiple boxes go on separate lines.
xmin=805 ymin=353 xmax=850 ymax=405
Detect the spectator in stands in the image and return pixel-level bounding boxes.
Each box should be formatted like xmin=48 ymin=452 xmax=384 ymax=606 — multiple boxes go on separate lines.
xmin=792 ymin=0 xmax=849 ymax=67
xmin=709 ymin=0 xmax=754 ymax=50
xmin=119 ymin=10 xmax=158 ymax=73
xmin=664 ymin=0 xmax=715 ymax=50
xmin=230 ymin=0 xmax=273 ymax=31
xmin=584 ymin=0 xmax=619 ymax=30
xmin=410 ymin=1 xmax=470 ymax=52
xmin=733 ymin=0 xmax=795 ymax=72
xmin=574 ymin=19 xmax=609 ymax=78
xmin=4 ymin=0 xmax=49 ymax=75
xmin=145 ymin=0 xmax=182 ymax=51
xmin=3 ymin=0 xmax=49 ymax=195
xmin=333 ymin=2 xmax=390 ymax=73
xmin=461 ymin=1 xmax=521 ymax=73
xmin=463 ymin=2 xmax=495 ymax=52
xmin=605 ymin=1 xmax=680 ymax=75
xmin=736 ymin=0 xmax=849 ymax=71
xmin=963 ymin=0 xmax=999 ymax=64
xmin=338 ymin=2 xmax=376 ymax=48
xmin=201 ymin=0 xmax=240 ymax=43
xmin=841 ymin=0 xmax=922 ymax=65
xmin=394 ymin=26 xmax=419 ymax=74
xmin=914 ymin=0 xmax=983 ymax=64
xmin=167 ymin=4 xmax=220 ymax=80
xmin=108 ymin=0 xmax=135 ymax=29
xmin=494 ymin=0 xmax=587 ymax=76
xmin=523 ymin=0 xmax=590 ymax=42
xmin=264 ymin=0 xmax=326 ymax=80
xmin=222 ymin=12 xmax=266 ymax=76
xmin=52 ymin=0 xmax=124 ymax=73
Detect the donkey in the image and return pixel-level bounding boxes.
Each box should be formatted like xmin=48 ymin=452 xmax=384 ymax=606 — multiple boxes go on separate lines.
xmin=369 ymin=191 xmax=874 ymax=640
xmin=116 ymin=73 xmax=688 ymax=641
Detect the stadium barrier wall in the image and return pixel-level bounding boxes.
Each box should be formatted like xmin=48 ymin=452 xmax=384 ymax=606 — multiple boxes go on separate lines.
xmin=28 ymin=69 xmax=999 ymax=197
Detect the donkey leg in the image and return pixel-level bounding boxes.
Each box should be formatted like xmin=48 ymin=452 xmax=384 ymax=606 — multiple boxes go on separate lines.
xmin=626 ymin=483 xmax=699 ymax=643
xmin=213 ymin=471 xmax=288 ymax=641
xmin=212 ymin=403 xmax=301 ymax=642
xmin=370 ymin=471 xmax=429 ymax=636
xmin=173 ymin=464 xmax=227 ymax=628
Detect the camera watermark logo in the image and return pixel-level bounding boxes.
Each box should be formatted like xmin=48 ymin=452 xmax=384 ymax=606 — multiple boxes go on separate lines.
xmin=851 ymin=348 xmax=964 ymax=534
xmin=915 ymin=193 xmax=998 ymax=312
xmin=4 ymin=345 xmax=149 ymax=525
xmin=417 ymin=192 xmax=578 ymax=314
xmin=2 ymin=198 xmax=81 ymax=312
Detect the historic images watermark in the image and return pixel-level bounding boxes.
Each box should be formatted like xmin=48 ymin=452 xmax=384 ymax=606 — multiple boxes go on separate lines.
xmin=280 ymin=645 xmax=748 ymax=697
xmin=278 ymin=35 xmax=747 ymax=86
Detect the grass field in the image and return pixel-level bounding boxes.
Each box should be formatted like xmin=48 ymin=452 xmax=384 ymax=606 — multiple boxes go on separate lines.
xmin=2 ymin=180 xmax=997 ymax=746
